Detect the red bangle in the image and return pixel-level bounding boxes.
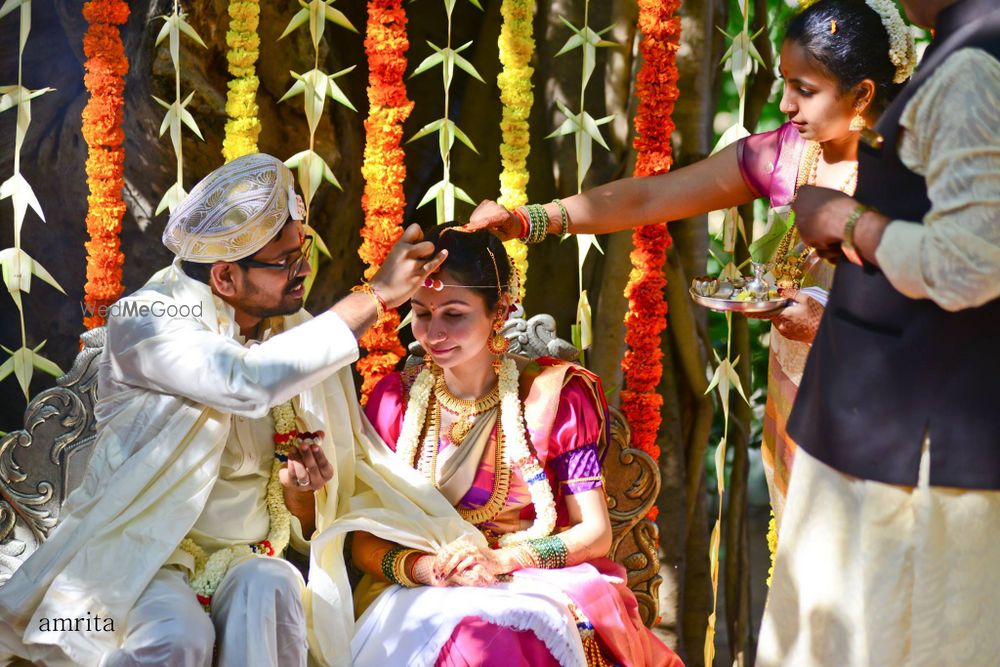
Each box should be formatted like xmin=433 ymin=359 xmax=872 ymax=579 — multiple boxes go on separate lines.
xmin=513 ymin=207 xmax=529 ymax=240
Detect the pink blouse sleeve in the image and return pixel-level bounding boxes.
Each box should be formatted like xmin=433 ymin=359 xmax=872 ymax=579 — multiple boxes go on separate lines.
xmin=736 ymin=125 xmax=782 ymax=200
xmin=364 ymin=372 xmax=406 ymax=451
xmin=548 ymin=376 xmax=605 ymax=495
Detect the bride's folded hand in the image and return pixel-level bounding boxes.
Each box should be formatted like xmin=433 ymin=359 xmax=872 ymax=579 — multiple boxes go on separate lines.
xmin=430 ymin=538 xmax=497 ymax=587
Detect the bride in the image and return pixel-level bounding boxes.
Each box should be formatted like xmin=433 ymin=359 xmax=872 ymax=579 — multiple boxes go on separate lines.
xmin=347 ymin=226 xmax=683 ymax=666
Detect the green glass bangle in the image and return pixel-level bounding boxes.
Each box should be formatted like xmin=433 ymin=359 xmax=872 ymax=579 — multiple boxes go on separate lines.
xmin=523 ymin=204 xmax=549 ymax=244
xmin=528 ymin=535 xmax=568 ymax=569
xmin=381 ymin=545 xmax=406 ymax=584
xmin=551 ymin=199 xmax=569 ymax=236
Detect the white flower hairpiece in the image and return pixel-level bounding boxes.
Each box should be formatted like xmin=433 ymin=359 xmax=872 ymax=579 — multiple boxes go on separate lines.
xmin=864 ymin=0 xmax=916 ymax=83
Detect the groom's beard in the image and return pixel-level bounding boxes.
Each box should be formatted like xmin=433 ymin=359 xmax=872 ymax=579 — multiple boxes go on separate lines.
xmin=238 ymin=275 xmax=306 ymax=319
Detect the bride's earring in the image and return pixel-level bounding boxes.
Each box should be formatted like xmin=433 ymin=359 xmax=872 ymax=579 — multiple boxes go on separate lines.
xmin=487 ymin=319 xmax=509 ymax=373
xmin=849 ymin=111 xmax=866 ymax=132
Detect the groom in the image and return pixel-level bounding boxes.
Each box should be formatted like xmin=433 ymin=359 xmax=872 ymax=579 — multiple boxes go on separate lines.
xmin=0 ymin=153 xmax=446 ymax=667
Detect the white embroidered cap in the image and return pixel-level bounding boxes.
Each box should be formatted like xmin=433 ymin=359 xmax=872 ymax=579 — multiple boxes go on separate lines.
xmin=162 ymin=153 xmax=305 ymax=263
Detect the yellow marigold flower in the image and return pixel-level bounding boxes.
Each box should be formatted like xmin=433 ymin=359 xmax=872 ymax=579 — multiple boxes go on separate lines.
xmin=223 ymin=0 xmax=261 ymax=162
xmin=496 ymin=0 xmax=535 ymax=296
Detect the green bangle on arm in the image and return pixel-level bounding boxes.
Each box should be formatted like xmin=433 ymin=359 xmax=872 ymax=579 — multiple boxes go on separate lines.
xmin=527 ymin=535 xmax=568 ymax=569
xmin=521 ymin=204 xmax=550 ymax=244
xmin=380 ymin=545 xmax=421 ymax=587
xmin=551 ymin=199 xmax=570 ymax=236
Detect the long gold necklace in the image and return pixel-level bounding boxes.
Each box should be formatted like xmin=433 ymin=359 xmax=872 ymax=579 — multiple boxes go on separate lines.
xmin=457 ymin=419 xmax=510 ymax=526
xmin=772 ymin=141 xmax=858 ymax=288
xmin=417 ymin=398 xmax=441 ymax=487
xmin=416 ymin=394 xmax=511 ymax=526
xmin=433 ymin=371 xmax=500 ymax=445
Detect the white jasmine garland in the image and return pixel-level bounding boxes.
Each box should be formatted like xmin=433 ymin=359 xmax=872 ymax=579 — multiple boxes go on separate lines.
xmin=179 ymin=402 xmax=295 ymax=610
xmin=864 ymin=0 xmax=916 ymax=83
xmin=396 ymin=366 xmax=436 ymax=467
xmin=496 ymin=356 xmax=556 ymax=546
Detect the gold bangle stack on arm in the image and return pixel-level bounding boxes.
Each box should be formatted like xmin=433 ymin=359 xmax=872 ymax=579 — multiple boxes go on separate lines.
xmin=509 ymin=543 xmax=540 ymax=570
xmin=394 ymin=548 xmax=423 ymax=588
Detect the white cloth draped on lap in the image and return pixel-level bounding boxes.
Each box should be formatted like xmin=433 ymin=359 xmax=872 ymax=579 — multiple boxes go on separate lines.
xmin=350 ymin=578 xmax=586 ymax=667
xmin=303 ymin=385 xmax=483 ymax=666
xmin=0 ymin=261 xmax=476 ymax=667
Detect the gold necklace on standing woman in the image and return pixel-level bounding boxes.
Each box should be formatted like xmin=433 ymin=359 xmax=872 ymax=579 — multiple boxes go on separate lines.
xmin=771 ymin=140 xmax=859 ymax=288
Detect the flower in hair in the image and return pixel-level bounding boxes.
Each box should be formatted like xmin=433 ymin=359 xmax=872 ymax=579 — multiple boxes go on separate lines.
xmin=863 ymin=0 xmax=916 ymax=83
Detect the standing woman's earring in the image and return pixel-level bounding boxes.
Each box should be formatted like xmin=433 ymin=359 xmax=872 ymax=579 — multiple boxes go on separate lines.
xmin=850 ymin=106 xmax=867 ymax=132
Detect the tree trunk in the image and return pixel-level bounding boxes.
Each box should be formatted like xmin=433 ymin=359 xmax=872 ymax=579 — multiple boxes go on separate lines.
xmin=722 ymin=0 xmax=775 ymax=662
xmin=651 ymin=0 xmax=728 ymax=663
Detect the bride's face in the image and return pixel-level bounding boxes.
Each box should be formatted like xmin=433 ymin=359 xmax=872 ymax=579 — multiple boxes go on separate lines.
xmin=411 ymin=272 xmax=497 ymax=371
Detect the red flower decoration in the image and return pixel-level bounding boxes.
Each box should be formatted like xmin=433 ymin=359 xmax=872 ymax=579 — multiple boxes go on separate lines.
xmin=357 ymin=0 xmax=414 ymax=402
xmin=621 ymin=0 xmax=682 ymax=521
xmin=81 ymin=0 xmax=130 ymax=330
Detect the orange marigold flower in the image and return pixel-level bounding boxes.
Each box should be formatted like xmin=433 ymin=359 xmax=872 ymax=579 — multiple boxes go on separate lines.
xmin=621 ymin=0 xmax=681 ymax=505
xmin=82 ymin=0 xmax=129 ymax=329
xmin=357 ymin=0 xmax=413 ymax=402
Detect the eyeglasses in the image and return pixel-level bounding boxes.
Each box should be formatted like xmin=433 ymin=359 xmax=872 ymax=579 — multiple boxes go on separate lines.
xmin=235 ymin=235 xmax=314 ymax=281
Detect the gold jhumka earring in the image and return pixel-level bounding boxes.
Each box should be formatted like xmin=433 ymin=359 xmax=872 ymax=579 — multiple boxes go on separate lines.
xmin=484 ymin=247 xmax=512 ymax=374
xmin=849 ymin=113 xmax=866 ymax=132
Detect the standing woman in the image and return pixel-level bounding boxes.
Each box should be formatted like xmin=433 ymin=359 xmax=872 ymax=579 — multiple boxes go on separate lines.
xmin=468 ymin=0 xmax=915 ymax=528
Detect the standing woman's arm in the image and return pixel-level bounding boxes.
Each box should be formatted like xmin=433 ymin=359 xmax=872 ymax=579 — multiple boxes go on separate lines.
xmin=468 ymin=142 xmax=757 ymax=238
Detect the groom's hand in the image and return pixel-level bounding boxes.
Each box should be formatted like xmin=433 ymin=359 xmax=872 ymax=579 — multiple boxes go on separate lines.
xmin=280 ymin=431 xmax=334 ymax=492
xmin=370 ymin=224 xmax=448 ymax=308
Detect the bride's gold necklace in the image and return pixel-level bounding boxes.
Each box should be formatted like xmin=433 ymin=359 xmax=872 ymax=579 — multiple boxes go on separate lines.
xmin=416 ymin=393 xmax=511 ymax=526
xmin=772 ymin=141 xmax=858 ymax=288
xmin=433 ymin=371 xmax=500 ymax=445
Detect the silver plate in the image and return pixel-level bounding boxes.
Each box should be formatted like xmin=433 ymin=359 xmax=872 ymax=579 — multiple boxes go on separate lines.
xmin=689 ymin=287 xmax=791 ymax=315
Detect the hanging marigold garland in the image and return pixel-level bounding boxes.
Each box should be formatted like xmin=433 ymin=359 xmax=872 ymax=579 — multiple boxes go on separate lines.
xmin=81 ymin=0 xmax=130 ymax=330
xmin=357 ymin=0 xmax=414 ymax=401
xmin=620 ymin=0 xmax=682 ymax=521
xmin=496 ymin=0 xmax=534 ymax=298
xmin=222 ymin=0 xmax=262 ymax=162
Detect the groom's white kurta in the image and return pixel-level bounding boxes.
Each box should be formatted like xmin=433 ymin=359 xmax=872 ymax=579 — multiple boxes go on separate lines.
xmin=0 ymin=260 xmax=479 ymax=667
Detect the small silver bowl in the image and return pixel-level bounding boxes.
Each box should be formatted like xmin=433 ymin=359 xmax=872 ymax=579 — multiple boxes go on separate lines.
xmin=714 ymin=280 xmax=736 ymax=298
xmin=692 ymin=276 xmax=719 ymax=297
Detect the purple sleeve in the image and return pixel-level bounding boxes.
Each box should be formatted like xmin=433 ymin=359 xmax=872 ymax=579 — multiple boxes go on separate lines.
xmin=551 ymin=444 xmax=603 ymax=495
xmin=736 ymin=125 xmax=782 ymax=201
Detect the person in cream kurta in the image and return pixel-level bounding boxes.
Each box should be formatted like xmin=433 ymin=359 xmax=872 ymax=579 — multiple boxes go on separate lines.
xmin=0 ymin=153 xmax=478 ymax=667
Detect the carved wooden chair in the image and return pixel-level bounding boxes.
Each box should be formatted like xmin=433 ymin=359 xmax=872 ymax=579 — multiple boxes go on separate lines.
xmin=0 ymin=315 xmax=662 ymax=627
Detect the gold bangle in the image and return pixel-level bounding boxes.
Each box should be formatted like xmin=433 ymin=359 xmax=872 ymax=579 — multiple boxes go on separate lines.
xmin=350 ymin=282 xmax=386 ymax=321
xmin=841 ymin=204 xmax=868 ymax=267
xmin=393 ymin=548 xmax=422 ymax=588
xmin=510 ymin=544 xmax=539 ymax=570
